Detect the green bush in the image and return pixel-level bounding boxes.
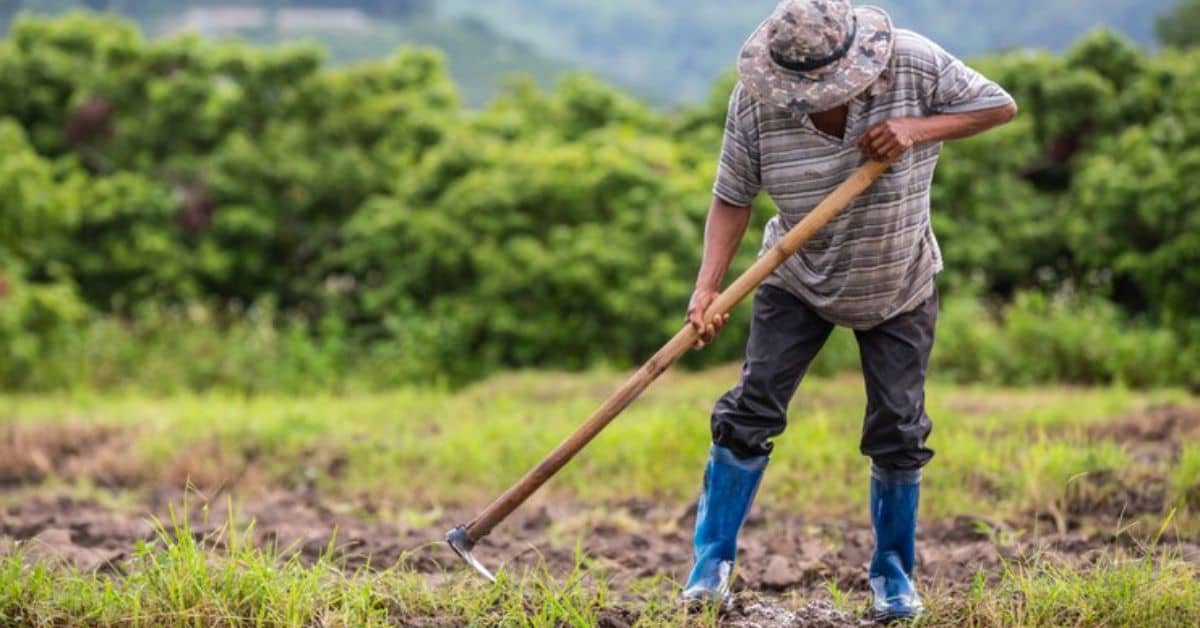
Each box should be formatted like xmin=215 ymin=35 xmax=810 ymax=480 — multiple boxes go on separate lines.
xmin=1158 ymin=0 xmax=1200 ymax=48
xmin=0 ymin=15 xmax=1198 ymax=392
xmin=0 ymin=298 xmax=465 ymax=394
xmin=0 ymin=268 xmax=88 ymax=390
xmin=934 ymin=291 xmax=1194 ymax=389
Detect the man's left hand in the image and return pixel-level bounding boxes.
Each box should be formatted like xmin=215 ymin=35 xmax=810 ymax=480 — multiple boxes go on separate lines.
xmin=859 ymin=118 xmax=922 ymax=162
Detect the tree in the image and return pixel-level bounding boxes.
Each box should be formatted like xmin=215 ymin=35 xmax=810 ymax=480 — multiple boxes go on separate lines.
xmin=1157 ymin=0 xmax=1200 ymax=47
xmin=3 ymin=12 xmax=1200 ymax=387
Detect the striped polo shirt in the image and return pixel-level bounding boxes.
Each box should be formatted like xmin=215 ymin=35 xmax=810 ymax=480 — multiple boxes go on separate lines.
xmin=714 ymin=28 xmax=1015 ymax=329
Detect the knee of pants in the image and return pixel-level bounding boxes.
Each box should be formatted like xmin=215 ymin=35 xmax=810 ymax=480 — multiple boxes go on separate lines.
xmin=710 ymin=387 xmax=787 ymax=459
xmin=861 ymin=406 xmax=934 ymax=471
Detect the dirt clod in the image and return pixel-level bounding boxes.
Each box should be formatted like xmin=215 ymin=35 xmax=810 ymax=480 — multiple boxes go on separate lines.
xmin=22 ymin=528 xmax=126 ymax=574
xmin=596 ymin=607 xmax=638 ymax=628
xmin=761 ymin=554 xmax=806 ymax=590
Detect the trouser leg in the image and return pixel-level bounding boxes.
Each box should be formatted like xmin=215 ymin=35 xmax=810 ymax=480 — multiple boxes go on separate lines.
xmin=854 ymin=291 xmax=938 ymax=471
xmin=711 ymin=284 xmax=835 ymax=458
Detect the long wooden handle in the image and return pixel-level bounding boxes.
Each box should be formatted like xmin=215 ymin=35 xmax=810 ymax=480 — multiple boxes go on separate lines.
xmin=464 ymin=159 xmax=893 ymax=540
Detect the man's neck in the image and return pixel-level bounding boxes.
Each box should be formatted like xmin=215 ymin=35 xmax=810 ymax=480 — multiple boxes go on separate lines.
xmin=808 ymin=105 xmax=849 ymax=139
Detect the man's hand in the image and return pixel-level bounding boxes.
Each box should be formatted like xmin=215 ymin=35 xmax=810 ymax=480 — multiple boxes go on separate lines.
xmin=687 ymin=287 xmax=731 ymax=349
xmin=689 ymin=197 xmax=752 ymax=349
xmin=858 ymin=118 xmax=920 ymax=162
xmin=858 ymin=105 xmax=1020 ymax=162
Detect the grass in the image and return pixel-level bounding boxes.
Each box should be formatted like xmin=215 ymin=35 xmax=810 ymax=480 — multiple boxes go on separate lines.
xmin=945 ymin=553 xmax=1200 ymax=627
xmin=1 ymin=367 xmax=1198 ymax=626
xmin=0 ymin=367 xmax=1189 ymax=518
xmin=3 ymin=521 xmax=1199 ymax=626
xmin=0 ymin=508 xmax=694 ymax=626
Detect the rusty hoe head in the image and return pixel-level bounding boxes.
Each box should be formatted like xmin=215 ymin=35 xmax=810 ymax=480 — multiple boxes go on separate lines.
xmin=445 ymin=526 xmax=496 ymax=583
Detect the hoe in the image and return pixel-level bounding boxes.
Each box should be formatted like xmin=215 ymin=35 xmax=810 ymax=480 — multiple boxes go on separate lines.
xmin=447 ymin=159 xmax=894 ymax=581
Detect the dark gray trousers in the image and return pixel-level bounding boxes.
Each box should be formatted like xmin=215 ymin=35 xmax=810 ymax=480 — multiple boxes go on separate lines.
xmin=711 ymin=284 xmax=937 ymax=471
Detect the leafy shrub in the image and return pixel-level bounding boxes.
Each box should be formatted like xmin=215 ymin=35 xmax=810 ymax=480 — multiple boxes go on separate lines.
xmin=0 ymin=268 xmax=88 ymax=390
xmin=934 ymin=291 xmax=1194 ymax=389
xmin=0 ymin=15 xmax=1198 ymax=392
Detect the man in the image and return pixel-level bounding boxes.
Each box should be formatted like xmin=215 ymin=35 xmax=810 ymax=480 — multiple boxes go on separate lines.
xmin=682 ymin=0 xmax=1017 ymax=622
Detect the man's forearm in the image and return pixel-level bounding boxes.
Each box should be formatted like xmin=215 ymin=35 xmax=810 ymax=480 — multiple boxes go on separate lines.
xmin=695 ymin=197 xmax=754 ymax=291
xmin=859 ymin=102 xmax=1017 ymax=162
xmin=859 ymin=103 xmax=1017 ymax=161
xmin=911 ymin=103 xmax=1018 ymax=144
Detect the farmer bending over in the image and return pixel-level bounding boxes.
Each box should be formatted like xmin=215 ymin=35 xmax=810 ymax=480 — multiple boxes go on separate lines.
xmin=682 ymin=0 xmax=1017 ymax=621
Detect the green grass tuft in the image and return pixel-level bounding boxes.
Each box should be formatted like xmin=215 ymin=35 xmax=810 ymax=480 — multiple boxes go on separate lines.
xmin=934 ymin=554 xmax=1200 ymax=627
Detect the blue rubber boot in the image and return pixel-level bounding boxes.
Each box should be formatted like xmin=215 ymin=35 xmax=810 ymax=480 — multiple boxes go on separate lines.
xmin=682 ymin=445 xmax=768 ymax=605
xmin=869 ymin=466 xmax=924 ymax=623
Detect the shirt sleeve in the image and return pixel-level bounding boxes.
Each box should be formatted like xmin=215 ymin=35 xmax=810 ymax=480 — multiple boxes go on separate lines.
xmin=712 ymin=83 xmax=762 ymax=207
xmin=924 ymin=39 xmax=1015 ymax=115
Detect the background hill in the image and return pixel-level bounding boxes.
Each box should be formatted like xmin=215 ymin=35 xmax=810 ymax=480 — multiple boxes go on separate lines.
xmin=1 ymin=1 xmax=567 ymax=104
xmin=441 ymin=0 xmax=1177 ymax=102
xmin=2 ymin=0 xmax=1182 ymax=104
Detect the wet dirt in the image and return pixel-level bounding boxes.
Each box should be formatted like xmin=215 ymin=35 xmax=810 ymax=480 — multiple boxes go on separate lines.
xmin=3 ymin=404 xmax=1199 ymax=625
xmin=4 ymin=489 xmax=1197 ymax=623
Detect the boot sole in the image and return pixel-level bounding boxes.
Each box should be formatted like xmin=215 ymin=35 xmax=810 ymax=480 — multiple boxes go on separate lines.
xmin=680 ymin=589 xmax=731 ymax=615
xmin=873 ymin=608 xmax=921 ymax=624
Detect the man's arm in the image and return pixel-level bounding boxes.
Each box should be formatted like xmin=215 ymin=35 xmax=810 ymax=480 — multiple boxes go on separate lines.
xmin=687 ymin=196 xmax=753 ymax=349
xmin=858 ymin=103 xmax=1018 ymax=162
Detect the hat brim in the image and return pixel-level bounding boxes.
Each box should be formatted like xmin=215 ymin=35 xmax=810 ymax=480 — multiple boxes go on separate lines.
xmin=738 ymin=5 xmax=894 ymax=114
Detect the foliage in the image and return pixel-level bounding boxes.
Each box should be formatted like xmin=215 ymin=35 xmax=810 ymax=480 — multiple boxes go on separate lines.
xmin=1 ymin=15 xmax=1198 ymax=392
xmin=2 ymin=289 xmax=1193 ymax=394
xmin=934 ymin=292 xmax=1194 ymax=389
xmin=1157 ymin=0 xmax=1200 ymax=48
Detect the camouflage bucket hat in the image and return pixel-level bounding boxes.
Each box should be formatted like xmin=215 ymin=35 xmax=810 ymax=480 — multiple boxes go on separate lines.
xmin=738 ymin=0 xmax=894 ymax=114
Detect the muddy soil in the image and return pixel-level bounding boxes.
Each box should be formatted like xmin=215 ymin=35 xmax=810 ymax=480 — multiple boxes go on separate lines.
xmin=3 ymin=405 xmax=1199 ymax=626
xmin=5 ymin=490 xmax=1197 ymax=624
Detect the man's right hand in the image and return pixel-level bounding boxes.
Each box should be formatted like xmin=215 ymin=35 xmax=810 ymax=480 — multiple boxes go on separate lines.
xmin=687 ymin=287 xmax=731 ymax=349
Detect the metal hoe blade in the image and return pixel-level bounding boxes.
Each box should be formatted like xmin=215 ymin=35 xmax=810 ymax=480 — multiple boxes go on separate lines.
xmin=445 ymin=526 xmax=496 ymax=582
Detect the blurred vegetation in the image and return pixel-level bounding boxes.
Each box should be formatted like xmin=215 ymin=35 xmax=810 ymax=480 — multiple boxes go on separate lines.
xmin=5 ymin=0 xmax=1183 ymax=105
xmin=0 ymin=14 xmax=1198 ymax=392
xmin=1157 ymin=0 xmax=1200 ymax=48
